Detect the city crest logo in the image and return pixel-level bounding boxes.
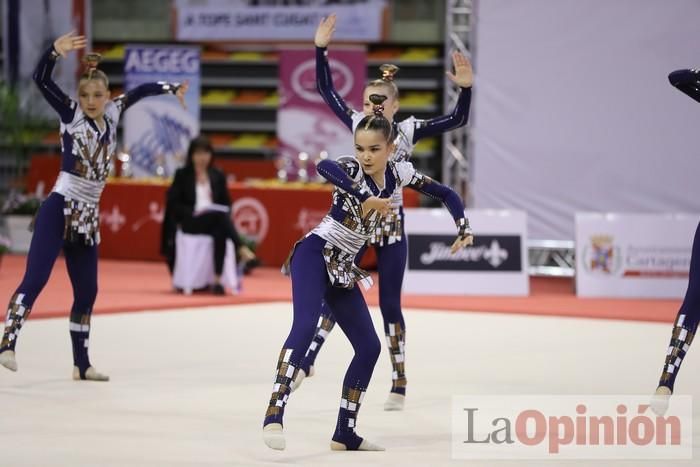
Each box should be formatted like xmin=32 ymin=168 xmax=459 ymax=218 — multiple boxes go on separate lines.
xmin=583 ymin=235 xmax=622 ymax=275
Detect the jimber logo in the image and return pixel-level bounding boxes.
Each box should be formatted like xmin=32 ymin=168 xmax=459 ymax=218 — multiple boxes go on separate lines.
xmin=451 ymin=395 xmax=692 ymax=459
xmin=408 ymin=234 xmax=522 ymax=271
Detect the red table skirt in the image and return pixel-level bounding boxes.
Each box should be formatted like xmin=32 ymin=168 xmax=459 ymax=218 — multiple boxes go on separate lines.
xmin=98 ymin=180 xmax=419 ymax=267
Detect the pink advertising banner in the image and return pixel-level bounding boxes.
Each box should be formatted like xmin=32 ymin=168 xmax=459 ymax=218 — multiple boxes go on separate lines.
xmin=277 ymin=47 xmax=366 ymax=181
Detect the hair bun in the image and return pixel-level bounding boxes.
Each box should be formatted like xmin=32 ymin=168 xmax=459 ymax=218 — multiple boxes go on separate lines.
xmin=368 ymin=93 xmax=387 ymax=106
xmin=379 ymin=64 xmax=399 ymax=81
xmin=369 ymin=93 xmax=387 ymax=116
xmin=82 ymin=53 xmax=102 ymax=72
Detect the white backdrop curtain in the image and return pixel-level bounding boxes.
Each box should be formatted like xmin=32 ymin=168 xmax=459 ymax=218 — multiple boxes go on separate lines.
xmin=471 ymin=0 xmax=700 ymax=239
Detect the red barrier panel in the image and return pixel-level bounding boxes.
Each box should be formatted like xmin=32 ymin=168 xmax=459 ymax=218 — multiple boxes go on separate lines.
xmin=98 ymin=180 xmax=418 ymax=267
xmin=26 ymin=157 xmax=419 ymax=267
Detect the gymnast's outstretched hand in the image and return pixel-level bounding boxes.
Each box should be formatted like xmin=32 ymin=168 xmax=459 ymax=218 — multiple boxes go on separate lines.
xmin=175 ymin=80 xmax=190 ymax=109
xmin=315 ymin=14 xmax=336 ymax=48
xmin=362 ymin=196 xmax=392 ymax=217
xmin=446 ymin=51 xmax=473 ymax=88
xmin=451 ymin=233 xmax=474 ymax=254
xmin=53 ymin=31 xmax=87 ymax=57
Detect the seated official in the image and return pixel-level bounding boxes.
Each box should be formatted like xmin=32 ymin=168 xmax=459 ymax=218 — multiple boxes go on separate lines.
xmin=161 ymin=135 xmax=256 ymax=295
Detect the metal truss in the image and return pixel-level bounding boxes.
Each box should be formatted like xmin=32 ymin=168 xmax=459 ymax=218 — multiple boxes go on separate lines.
xmin=442 ymin=0 xmax=473 ymax=202
xmin=528 ymin=240 xmax=576 ymax=277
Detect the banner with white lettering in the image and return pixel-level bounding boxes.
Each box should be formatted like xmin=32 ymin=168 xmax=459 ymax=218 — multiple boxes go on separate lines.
xmin=123 ymin=45 xmax=200 ymax=178
xmin=173 ymin=0 xmax=387 ymax=41
xmin=277 ymin=47 xmax=365 ymax=180
xmin=403 ymin=209 xmax=530 ymax=296
xmin=575 ymin=213 xmax=698 ymax=298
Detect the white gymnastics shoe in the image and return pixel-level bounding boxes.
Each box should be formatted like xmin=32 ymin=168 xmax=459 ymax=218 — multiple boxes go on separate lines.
xmin=384 ymin=392 xmax=405 ymax=411
xmin=650 ymin=386 xmax=672 ymax=416
xmin=73 ymin=366 xmax=110 ymax=382
xmin=263 ymin=423 xmax=285 ymax=450
xmin=0 ymin=350 xmax=17 ymax=372
xmin=331 ymin=438 xmax=385 ymax=451
xmin=290 ymin=365 xmax=314 ymax=392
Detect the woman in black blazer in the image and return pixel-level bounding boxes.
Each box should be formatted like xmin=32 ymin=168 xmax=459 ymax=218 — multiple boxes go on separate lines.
xmin=161 ymin=135 xmax=256 ymax=294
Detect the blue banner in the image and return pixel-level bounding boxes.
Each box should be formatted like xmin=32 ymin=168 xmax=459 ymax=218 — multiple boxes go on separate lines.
xmin=123 ymin=45 xmax=201 ymax=178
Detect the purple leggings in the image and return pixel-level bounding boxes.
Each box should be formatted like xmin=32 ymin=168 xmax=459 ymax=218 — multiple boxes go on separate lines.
xmin=1 ymin=192 xmax=98 ymax=373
